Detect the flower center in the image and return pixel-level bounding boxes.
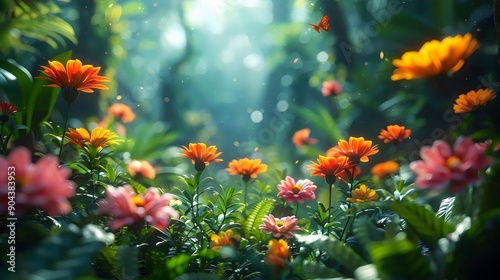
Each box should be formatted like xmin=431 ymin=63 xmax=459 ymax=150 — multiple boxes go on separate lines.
xmin=445 ymin=156 xmax=461 ymax=168
xmin=291 ymin=185 xmax=301 ymax=194
xmin=132 ymin=196 xmax=145 ymax=207
xmin=276 ymin=221 xmax=284 ymax=227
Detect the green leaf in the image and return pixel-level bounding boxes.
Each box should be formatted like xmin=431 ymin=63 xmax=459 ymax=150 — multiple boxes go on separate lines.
xmin=291 ymin=102 xmax=344 ymax=144
xmin=368 ymin=238 xmax=431 ymax=280
xmin=0 ymin=58 xmax=33 ymax=107
xmin=243 ymin=198 xmax=274 ymax=238
xmin=296 ymin=234 xmax=367 ymax=272
xmin=21 ymin=224 xmax=114 ymax=279
xmin=436 ymin=197 xmax=455 ymax=222
xmin=166 ymin=253 xmax=191 ymax=279
xmin=385 ymin=202 xmax=455 ymax=245
xmin=116 ymin=245 xmax=139 ymax=280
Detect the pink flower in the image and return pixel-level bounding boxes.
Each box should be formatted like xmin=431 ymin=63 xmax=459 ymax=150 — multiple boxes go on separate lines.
xmin=0 ymin=147 xmax=75 ymax=216
xmin=259 ymin=214 xmax=301 ymax=238
xmin=410 ymin=137 xmax=491 ymax=193
xmin=322 ymin=80 xmax=342 ymax=96
xmin=98 ymin=185 xmax=179 ymax=231
xmin=277 ymin=176 xmax=317 ymax=204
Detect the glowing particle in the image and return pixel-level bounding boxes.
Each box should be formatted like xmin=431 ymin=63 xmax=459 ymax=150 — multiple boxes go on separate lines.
xmin=254 ymin=147 xmax=259 ymax=152
xmin=295 ymin=160 xmax=299 ymax=164
xmin=108 ymin=3 xmax=114 ymax=8
xmin=116 ymin=95 xmax=122 ymax=100
xmin=380 ymin=51 xmax=384 ymax=59
xmin=293 ymin=57 xmax=299 ymax=63
xmin=233 ymin=141 xmax=240 ymax=147
xmin=164 ymin=97 xmax=170 ymax=102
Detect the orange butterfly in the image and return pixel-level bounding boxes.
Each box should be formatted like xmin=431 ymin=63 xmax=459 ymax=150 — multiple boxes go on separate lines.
xmin=309 ymin=15 xmax=329 ymax=33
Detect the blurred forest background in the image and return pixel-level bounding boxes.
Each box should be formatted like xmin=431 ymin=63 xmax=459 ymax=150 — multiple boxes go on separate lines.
xmin=0 ymin=0 xmax=498 ymax=187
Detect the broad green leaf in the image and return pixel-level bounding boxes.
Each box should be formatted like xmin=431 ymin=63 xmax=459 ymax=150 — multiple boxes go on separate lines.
xmin=296 ymin=234 xmax=367 ymax=272
xmin=369 ymin=238 xmax=431 ymax=280
xmin=385 ymin=202 xmax=455 ymax=245
xmin=116 ymin=245 xmax=139 ymax=280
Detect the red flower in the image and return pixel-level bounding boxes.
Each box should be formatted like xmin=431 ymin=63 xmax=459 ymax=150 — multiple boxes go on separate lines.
xmin=322 ymin=80 xmax=342 ymax=96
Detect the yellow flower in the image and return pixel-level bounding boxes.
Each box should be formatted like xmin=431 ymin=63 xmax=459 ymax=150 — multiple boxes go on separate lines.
xmin=210 ymin=230 xmax=240 ymax=250
xmin=65 ymin=127 xmax=121 ymax=151
xmin=453 ymin=88 xmax=496 ymax=114
xmin=347 ymin=184 xmax=379 ymax=204
xmin=391 ymin=33 xmax=479 ymax=81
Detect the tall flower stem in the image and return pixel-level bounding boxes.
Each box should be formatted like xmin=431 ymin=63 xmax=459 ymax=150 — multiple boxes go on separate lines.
xmin=0 ymin=122 xmax=5 ymax=155
xmin=244 ymin=181 xmax=248 ymax=207
xmin=58 ymin=102 xmax=72 ymax=159
xmin=294 ymin=201 xmax=299 ymax=217
xmin=327 ymin=182 xmax=333 ymax=235
xmin=340 ymin=166 xmax=356 ymax=242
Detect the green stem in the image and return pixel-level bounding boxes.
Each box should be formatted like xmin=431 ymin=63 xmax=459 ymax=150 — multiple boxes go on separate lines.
xmin=294 ymin=201 xmax=299 ymax=217
xmin=58 ymin=102 xmax=72 ymax=159
xmin=339 ymin=213 xmax=353 ymax=242
xmin=0 ymin=122 xmax=5 ymax=155
xmin=244 ymin=181 xmax=248 ymax=207
xmin=327 ymin=182 xmax=333 ymax=235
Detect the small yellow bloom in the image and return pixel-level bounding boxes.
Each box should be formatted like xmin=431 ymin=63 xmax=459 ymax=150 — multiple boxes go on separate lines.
xmin=453 ymin=88 xmax=496 ymax=114
xmin=210 ymin=230 xmax=240 ymax=250
xmin=347 ymin=184 xmax=379 ymax=204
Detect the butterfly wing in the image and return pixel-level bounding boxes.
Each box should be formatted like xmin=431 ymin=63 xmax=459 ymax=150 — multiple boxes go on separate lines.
xmin=309 ymin=23 xmax=321 ymax=33
xmin=319 ymin=15 xmax=329 ymax=31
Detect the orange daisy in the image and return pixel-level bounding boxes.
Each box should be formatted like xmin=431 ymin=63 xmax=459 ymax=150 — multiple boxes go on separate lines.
xmin=108 ymin=103 xmax=136 ymax=123
xmin=308 ymin=155 xmax=350 ymax=184
xmin=210 ymin=229 xmax=241 ymax=250
xmin=225 ymin=158 xmax=267 ymax=182
xmin=179 ymin=143 xmax=223 ymax=172
xmin=378 ymin=125 xmax=411 ymax=144
xmin=371 ymin=160 xmax=399 ymax=177
xmin=391 ymin=33 xmax=479 ymax=81
xmin=65 ymin=127 xmax=121 ymax=152
xmin=292 ymin=128 xmax=318 ymax=146
xmin=38 ymin=59 xmax=109 ymax=93
xmin=453 ymin=88 xmax=496 ymax=114
xmin=127 ymin=160 xmax=156 ymax=180
xmin=346 ymin=184 xmax=379 ymax=204
xmin=265 ymin=239 xmax=291 ymax=269
xmin=329 ymin=137 xmax=379 ymax=165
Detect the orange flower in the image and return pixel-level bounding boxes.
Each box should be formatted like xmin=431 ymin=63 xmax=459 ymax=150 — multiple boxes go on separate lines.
xmin=65 ymin=127 xmax=121 ymax=151
xmin=38 ymin=59 xmax=109 ymax=93
xmin=226 ymin=158 xmax=267 ymax=182
xmin=108 ymin=103 xmax=136 ymax=123
xmin=265 ymin=239 xmax=291 ymax=268
xmin=371 ymin=160 xmax=399 ymax=177
xmin=391 ymin=33 xmax=479 ymax=81
xmin=347 ymin=184 xmax=379 ymax=204
xmin=330 ymin=137 xmax=379 ymax=165
xmin=378 ymin=125 xmax=411 ymax=144
xmin=210 ymin=230 xmax=241 ymax=250
xmin=179 ymin=143 xmax=223 ymax=172
xmin=308 ymin=155 xmax=350 ymax=184
xmin=453 ymin=88 xmax=496 ymax=114
xmin=292 ymin=128 xmax=318 ymax=146
xmin=127 ymin=160 xmax=156 ymax=180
